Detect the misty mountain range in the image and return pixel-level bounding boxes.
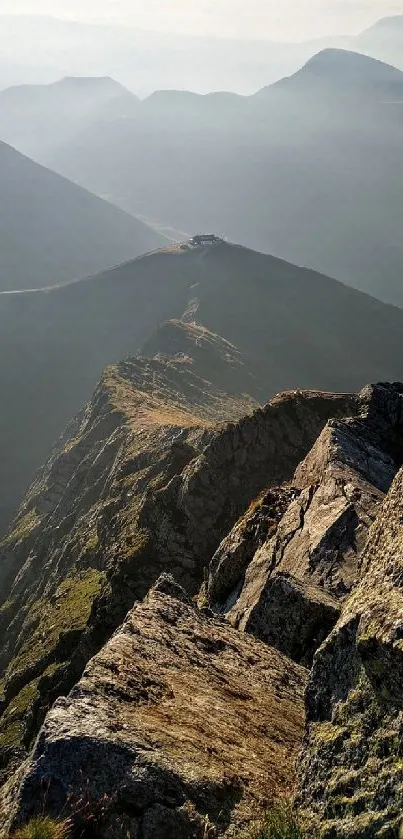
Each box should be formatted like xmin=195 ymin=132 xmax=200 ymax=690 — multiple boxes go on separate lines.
xmin=1 ymin=12 xmax=403 ymax=95
xmin=0 ymin=14 xmax=402 ymax=537
xmin=1 ymin=35 xmax=403 ymax=305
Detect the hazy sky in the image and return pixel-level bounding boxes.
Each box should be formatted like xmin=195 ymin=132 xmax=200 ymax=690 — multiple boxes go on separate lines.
xmin=2 ymin=0 xmax=403 ymax=40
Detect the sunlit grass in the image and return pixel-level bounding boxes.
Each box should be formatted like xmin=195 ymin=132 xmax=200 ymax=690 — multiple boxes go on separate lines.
xmin=12 ymin=817 xmax=71 ymax=839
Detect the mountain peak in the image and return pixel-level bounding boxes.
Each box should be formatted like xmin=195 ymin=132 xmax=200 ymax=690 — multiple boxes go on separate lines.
xmin=303 ymin=47 xmax=401 ymax=78
xmin=53 ymin=75 xmax=133 ymax=96
xmin=262 ymin=47 xmax=403 ymax=98
xmin=361 ymin=13 xmax=403 ymax=34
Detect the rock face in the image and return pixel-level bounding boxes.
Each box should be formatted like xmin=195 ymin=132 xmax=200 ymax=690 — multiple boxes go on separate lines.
xmin=207 ymin=384 xmax=403 ymax=666
xmin=1 ymin=576 xmax=307 ymax=839
xmin=0 ymin=376 xmax=354 ymax=777
xmin=298 ymin=463 xmax=403 ymax=838
xmin=2 ymin=375 xmax=403 ymax=837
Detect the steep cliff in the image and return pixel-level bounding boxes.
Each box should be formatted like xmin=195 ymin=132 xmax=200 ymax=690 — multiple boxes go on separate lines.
xmin=0 ymin=362 xmax=354 ymax=779
xmin=207 ymin=384 xmax=403 ymax=666
xmin=1 ymin=370 xmax=403 ymax=836
xmin=298 ymin=454 xmax=403 ymax=837
xmin=0 ymin=331 xmax=252 ymax=779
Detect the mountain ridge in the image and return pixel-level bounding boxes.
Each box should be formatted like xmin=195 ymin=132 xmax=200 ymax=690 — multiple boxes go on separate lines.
xmin=1 ymin=381 xmax=402 ymax=836
xmin=2 ymin=239 xmax=403 ymax=533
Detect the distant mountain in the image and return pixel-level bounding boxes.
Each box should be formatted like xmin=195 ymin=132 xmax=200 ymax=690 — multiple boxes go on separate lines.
xmin=0 ymin=12 xmax=402 ymax=96
xmin=0 ymin=76 xmax=138 ymax=158
xmin=0 ymin=140 xmax=164 ymax=291
xmin=0 ymin=14 xmax=335 ymax=96
xmin=1 ymin=240 xmax=403 ymax=532
xmin=354 ymin=14 xmax=403 ymax=69
xmin=263 ymin=47 xmax=403 ymax=98
xmin=18 ymin=49 xmax=403 ymax=307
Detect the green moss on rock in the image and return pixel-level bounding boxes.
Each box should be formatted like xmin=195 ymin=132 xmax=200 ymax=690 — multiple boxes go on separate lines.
xmin=9 ymin=569 xmax=105 ymax=678
xmin=0 ymin=510 xmax=39 ymax=547
xmin=0 ymin=663 xmax=69 ymax=751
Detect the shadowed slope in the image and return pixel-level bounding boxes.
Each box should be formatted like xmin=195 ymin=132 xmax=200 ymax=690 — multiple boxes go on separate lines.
xmin=0 ymin=140 xmax=164 ymax=292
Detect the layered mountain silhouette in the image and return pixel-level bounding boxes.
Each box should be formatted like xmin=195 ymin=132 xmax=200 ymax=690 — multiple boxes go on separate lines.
xmin=0 ymin=140 xmax=164 ymax=291
xmin=0 ymin=14 xmax=338 ymax=96
xmin=6 ymin=49 xmax=403 ymax=305
xmin=1 ymin=12 xmax=403 ymax=94
xmin=1 ymin=240 xmax=403 ymax=533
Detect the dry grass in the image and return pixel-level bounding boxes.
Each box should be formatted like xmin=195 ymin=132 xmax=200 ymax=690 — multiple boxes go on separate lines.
xmin=243 ymin=800 xmax=306 ymax=839
xmin=12 ymin=817 xmax=71 ymax=839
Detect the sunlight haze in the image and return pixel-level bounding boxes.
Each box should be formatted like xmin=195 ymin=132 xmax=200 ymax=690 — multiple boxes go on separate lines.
xmin=2 ymin=0 xmax=403 ymax=40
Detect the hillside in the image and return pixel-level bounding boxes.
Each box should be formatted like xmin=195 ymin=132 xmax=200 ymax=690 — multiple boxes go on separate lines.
xmin=1 ymin=240 xmax=403 ymax=533
xmin=17 ymin=49 xmax=403 ymax=307
xmin=0 ymin=140 xmax=164 ymax=291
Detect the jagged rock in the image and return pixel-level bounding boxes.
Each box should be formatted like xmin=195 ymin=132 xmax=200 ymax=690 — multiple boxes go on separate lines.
xmin=0 ymin=382 xmax=354 ymax=774
xmin=207 ymin=487 xmax=299 ymax=610
xmin=0 ymin=577 xmax=307 ymax=839
xmin=234 ymin=572 xmax=340 ymax=667
xmin=298 ymin=464 xmax=403 ymax=838
xmin=208 ymin=384 xmax=403 ymax=666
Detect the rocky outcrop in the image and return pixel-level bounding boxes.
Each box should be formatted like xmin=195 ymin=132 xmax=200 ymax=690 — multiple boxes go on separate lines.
xmin=141 ymin=319 xmax=265 ymax=401
xmin=206 ymin=486 xmax=298 ymax=610
xmin=208 ymin=384 xmax=403 ymax=666
xmin=0 ymin=351 xmax=242 ymax=780
xmin=232 ymin=572 xmax=341 ymax=668
xmin=0 ymin=379 xmax=355 ymax=777
xmin=298 ymin=464 xmax=403 ymax=838
xmin=3 ymin=369 xmax=403 ymax=837
xmin=1 ymin=576 xmax=307 ymax=839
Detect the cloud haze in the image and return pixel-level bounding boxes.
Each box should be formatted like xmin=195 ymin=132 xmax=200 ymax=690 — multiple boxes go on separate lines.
xmin=2 ymin=0 xmax=403 ymax=40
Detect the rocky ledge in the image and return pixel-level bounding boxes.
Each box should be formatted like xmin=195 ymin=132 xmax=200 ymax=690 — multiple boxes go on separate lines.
xmin=1 ymin=576 xmax=306 ymax=838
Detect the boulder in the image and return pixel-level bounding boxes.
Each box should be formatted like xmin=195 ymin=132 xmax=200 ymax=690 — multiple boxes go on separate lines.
xmin=1 ymin=576 xmax=307 ymax=838
xmin=235 ymin=571 xmax=340 ymax=667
